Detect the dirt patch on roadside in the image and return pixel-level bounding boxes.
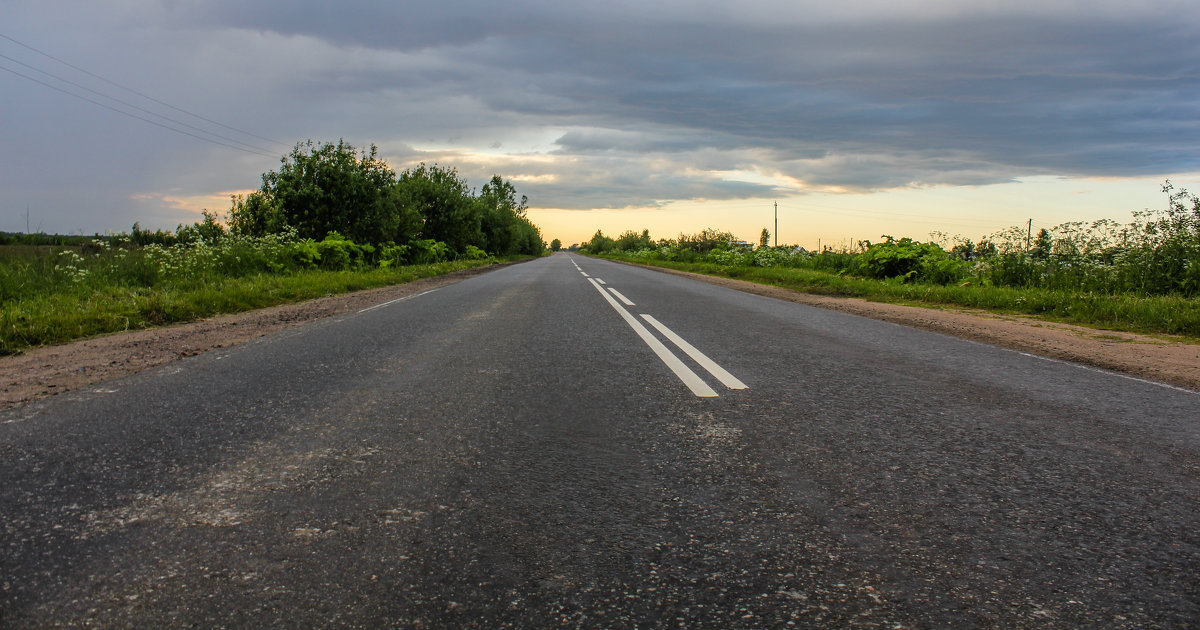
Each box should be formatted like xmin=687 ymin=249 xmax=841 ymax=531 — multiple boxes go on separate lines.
xmin=0 ymin=263 xmax=518 ymax=411
xmin=625 ymin=264 xmax=1200 ymax=392
xmin=2 ymin=259 xmax=1198 ymax=411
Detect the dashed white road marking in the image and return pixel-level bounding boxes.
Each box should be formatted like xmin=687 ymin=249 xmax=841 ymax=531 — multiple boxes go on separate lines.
xmin=641 ymin=314 xmax=747 ymax=390
xmin=587 ymin=278 xmax=718 ymax=397
xmin=608 ymin=288 xmax=635 ymax=306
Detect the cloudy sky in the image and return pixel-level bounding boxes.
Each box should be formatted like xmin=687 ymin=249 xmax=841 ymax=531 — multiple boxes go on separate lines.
xmin=2 ymin=0 xmax=1198 ymax=247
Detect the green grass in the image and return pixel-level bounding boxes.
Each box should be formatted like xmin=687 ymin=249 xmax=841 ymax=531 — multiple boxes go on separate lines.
xmin=0 ymin=259 xmax=500 ymax=354
xmin=596 ymin=254 xmax=1200 ymax=340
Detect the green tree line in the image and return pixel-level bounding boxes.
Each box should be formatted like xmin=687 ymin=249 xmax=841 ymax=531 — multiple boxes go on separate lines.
xmin=227 ymin=140 xmax=544 ymax=257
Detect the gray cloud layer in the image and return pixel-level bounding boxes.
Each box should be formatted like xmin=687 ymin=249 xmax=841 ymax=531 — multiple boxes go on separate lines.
xmin=2 ymin=0 xmax=1198 ymax=230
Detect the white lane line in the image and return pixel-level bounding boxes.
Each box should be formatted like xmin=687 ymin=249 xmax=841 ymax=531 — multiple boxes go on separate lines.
xmin=587 ymin=278 xmax=718 ymax=397
xmin=581 ymin=272 xmax=590 ymax=277
xmin=596 ymin=279 xmax=606 ymax=285
xmin=641 ymin=314 xmax=747 ymax=390
xmin=357 ymin=288 xmax=441 ymax=313
xmin=953 ymin=334 xmax=1200 ymax=396
xmin=608 ymin=288 xmax=635 ymax=306
xmin=1014 ymin=351 xmax=1199 ymax=395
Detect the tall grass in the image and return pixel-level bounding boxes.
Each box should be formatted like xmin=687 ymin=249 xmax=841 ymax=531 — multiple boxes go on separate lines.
xmin=0 ymin=232 xmax=500 ymax=354
xmin=584 ymin=182 xmax=1200 ymax=337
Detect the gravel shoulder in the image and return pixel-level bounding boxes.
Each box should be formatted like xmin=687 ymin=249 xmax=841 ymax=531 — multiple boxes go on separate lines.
xmin=3 ymin=259 xmax=1198 ymax=410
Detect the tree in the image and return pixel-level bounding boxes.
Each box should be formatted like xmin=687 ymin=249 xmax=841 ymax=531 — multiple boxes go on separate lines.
xmin=582 ymin=230 xmax=616 ymax=253
xmin=759 ymin=228 xmax=771 ymax=249
xmin=255 ymin=140 xmax=419 ymax=244
xmin=228 ymin=140 xmax=544 ymax=256
xmin=477 ymin=175 xmax=543 ymax=256
xmin=1031 ymin=228 xmax=1053 ymax=260
xmin=396 ymin=163 xmax=481 ymax=253
xmin=550 ymin=239 xmax=562 ymax=251
xmin=613 ymin=229 xmax=654 ymax=252
xmin=227 ymin=191 xmax=282 ymax=237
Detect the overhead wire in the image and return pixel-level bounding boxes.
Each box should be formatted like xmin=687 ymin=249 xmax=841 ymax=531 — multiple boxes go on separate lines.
xmin=0 ymin=52 xmax=279 ymax=156
xmin=0 ymin=31 xmax=287 ymax=158
xmin=0 ymin=63 xmax=278 ymax=158
xmin=0 ymin=31 xmax=288 ymax=149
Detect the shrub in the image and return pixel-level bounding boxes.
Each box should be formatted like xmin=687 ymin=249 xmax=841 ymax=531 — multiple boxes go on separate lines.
xmin=407 ymin=239 xmax=451 ymax=264
xmin=462 ymin=245 xmax=490 ymax=261
xmin=837 ymin=237 xmax=968 ymax=285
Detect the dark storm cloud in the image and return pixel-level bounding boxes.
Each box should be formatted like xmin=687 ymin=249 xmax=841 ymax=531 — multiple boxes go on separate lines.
xmin=209 ymin=0 xmax=1193 ymax=193
xmin=2 ymin=0 xmax=1198 ymax=230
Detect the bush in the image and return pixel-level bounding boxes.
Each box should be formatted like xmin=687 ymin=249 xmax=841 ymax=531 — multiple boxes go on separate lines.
xmin=313 ymin=232 xmax=374 ymax=270
xmin=852 ymin=237 xmax=922 ymax=279
xmin=462 ymin=245 xmax=490 ymax=261
xmin=407 ymin=239 xmax=451 ymax=264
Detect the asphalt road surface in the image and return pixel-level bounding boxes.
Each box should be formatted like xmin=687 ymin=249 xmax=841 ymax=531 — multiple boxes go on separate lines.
xmin=2 ymin=253 xmax=1197 ymax=628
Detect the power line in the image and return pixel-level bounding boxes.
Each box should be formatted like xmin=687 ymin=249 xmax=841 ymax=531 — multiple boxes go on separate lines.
xmin=0 ymin=52 xmax=278 ymax=156
xmin=0 ymin=31 xmax=289 ymax=150
xmin=0 ymin=63 xmax=278 ymax=158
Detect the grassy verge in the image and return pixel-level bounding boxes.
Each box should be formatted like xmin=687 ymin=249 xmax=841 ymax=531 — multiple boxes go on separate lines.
xmin=1 ymin=259 xmax=505 ymax=354
xmin=596 ymin=254 xmax=1200 ymax=340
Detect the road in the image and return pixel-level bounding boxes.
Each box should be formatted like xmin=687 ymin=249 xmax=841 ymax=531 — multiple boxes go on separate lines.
xmin=2 ymin=253 xmax=1197 ymax=627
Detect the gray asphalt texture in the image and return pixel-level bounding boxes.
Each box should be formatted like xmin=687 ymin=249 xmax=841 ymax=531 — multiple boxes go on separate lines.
xmin=2 ymin=253 xmax=1197 ymax=628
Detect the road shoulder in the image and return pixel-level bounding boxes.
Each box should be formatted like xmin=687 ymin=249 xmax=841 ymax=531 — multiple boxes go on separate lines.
xmin=0 ymin=262 xmax=521 ymax=410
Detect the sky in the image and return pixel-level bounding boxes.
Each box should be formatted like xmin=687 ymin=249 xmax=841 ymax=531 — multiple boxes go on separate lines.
xmin=2 ymin=0 xmax=1198 ymax=249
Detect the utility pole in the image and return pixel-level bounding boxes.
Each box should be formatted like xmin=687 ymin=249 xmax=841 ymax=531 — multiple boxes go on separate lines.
xmin=1026 ymin=218 xmax=1032 ymax=251
xmin=774 ymin=201 xmax=778 ymax=248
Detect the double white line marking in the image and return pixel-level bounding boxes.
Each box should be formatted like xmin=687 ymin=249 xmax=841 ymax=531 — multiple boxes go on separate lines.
xmin=583 ymin=270 xmax=747 ymax=398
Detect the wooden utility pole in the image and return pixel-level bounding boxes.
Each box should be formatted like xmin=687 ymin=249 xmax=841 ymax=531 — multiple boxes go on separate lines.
xmin=1026 ymin=218 xmax=1032 ymax=250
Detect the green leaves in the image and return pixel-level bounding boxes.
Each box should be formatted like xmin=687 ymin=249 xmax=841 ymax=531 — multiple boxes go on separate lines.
xmin=227 ymin=141 xmax=544 ymax=258
xmin=848 ymin=237 xmax=969 ymax=285
xmin=256 ymin=140 xmax=402 ymax=245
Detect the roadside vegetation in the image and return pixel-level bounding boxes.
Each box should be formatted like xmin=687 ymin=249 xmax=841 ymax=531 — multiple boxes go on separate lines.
xmin=1 ymin=140 xmax=546 ymax=354
xmin=583 ymin=182 xmax=1200 ymax=338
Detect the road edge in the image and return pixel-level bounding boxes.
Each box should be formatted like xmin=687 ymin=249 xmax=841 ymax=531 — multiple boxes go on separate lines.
xmin=603 ymin=257 xmax=1200 ymax=392
xmin=0 ymin=259 xmax=532 ymax=411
